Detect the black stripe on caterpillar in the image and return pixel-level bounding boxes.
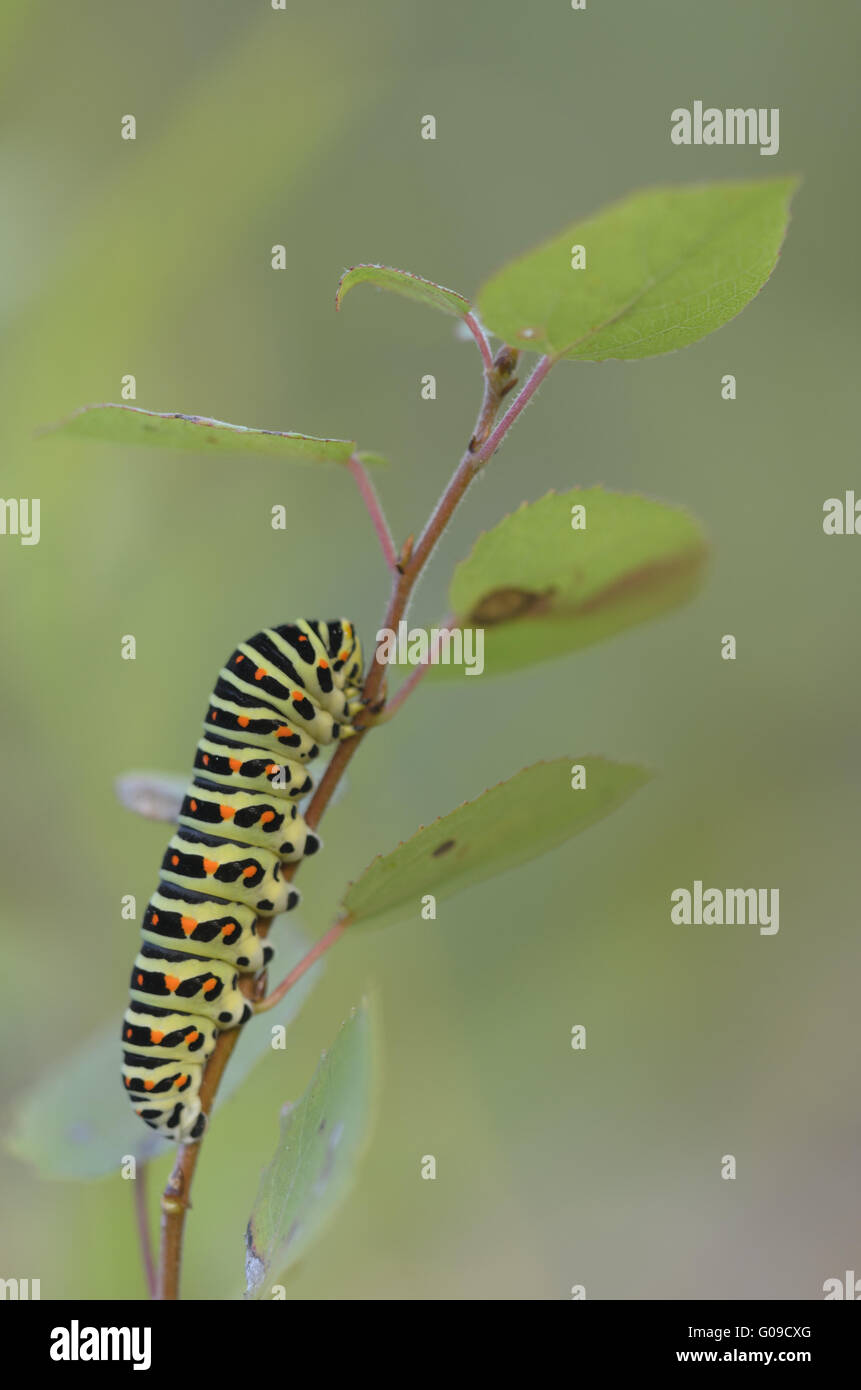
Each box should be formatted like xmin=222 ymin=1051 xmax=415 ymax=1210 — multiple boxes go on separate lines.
xmin=121 ymin=620 xmax=363 ymax=1143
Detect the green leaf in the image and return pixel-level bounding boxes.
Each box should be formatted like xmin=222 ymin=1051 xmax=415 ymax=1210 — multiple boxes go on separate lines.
xmin=44 ymin=404 xmax=358 ymax=464
xmin=244 ymin=1000 xmax=375 ymax=1297
xmin=6 ymin=920 xmax=323 ymax=1180
xmin=341 ymin=757 xmax=650 ymax=932
xmin=115 ymin=770 xmax=187 ymax=823
xmin=476 ymin=178 xmax=798 ymax=360
xmin=335 ymin=263 xmax=471 ymax=319
xmin=434 ymin=487 xmax=706 ymax=678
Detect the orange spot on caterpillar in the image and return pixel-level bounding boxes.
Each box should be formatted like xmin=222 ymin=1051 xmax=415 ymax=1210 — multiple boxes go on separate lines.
xmin=124 ymin=1076 xmax=132 ymax=1087
xmin=265 ymin=764 xmax=278 ymax=775
xmin=151 ymin=912 xmax=159 ymax=925
xmin=219 ymin=804 xmax=236 ymax=820
xmin=243 ymin=865 xmax=256 ymax=878
xmin=186 ymin=1030 xmax=199 ymax=1043
xmin=235 ymin=654 xmax=244 ymax=663
xmin=126 ymin=1028 xmax=132 ymax=1039
xmin=180 ymin=916 xmax=196 ymax=936
xmin=221 ymin=923 xmax=234 ymax=938
xmin=176 ymin=1075 xmax=188 ymax=1088
xmin=164 ymin=975 xmax=180 ymax=992
xmin=171 ymin=854 xmax=180 ymax=866
xmin=190 ymin=799 xmax=198 ymax=811
xmin=276 ymin=725 xmax=291 ymax=737
xmin=254 ymin=667 xmax=266 ymax=681
xmin=203 ymin=858 xmax=218 ymax=874
xmin=318 ymin=659 xmax=329 ymax=669
xmin=338 ymin=649 xmax=347 ymax=660
xmin=202 ymin=754 xmax=210 ymax=766
xmin=203 ymin=978 xmax=217 ymax=994
xmin=237 ymin=716 xmax=249 ymax=728
xmin=144 ymin=1080 xmax=155 ymax=1091
xmin=150 ymin=1029 xmax=164 ymax=1044
xmin=261 ymin=811 xmax=275 ymax=824
xmin=136 ymin=973 xmax=144 ymax=985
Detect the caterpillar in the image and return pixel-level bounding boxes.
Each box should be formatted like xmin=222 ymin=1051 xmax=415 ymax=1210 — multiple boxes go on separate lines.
xmin=122 ymin=620 xmax=363 ymax=1143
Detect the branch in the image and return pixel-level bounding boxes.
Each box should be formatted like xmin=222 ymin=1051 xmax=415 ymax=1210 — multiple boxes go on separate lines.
xmin=476 ymin=353 xmax=553 ymax=464
xmin=347 ymin=453 xmax=397 ymax=571
xmin=157 ymin=344 xmax=555 ymax=1300
xmin=254 ymin=917 xmax=350 ymax=1015
xmin=463 ymin=310 xmax=494 ymax=373
xmin=378 ymin=615 xmax=456 ymax=721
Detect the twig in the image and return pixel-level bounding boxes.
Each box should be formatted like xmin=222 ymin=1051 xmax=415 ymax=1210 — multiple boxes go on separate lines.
xmin=157 ymin=1024 xmax=243 ymax=1300
xmin=475 ymin=353 xmax=553 ymax=464
xmin=463 ymin=311 xmax=494 ymax=373
xmin=133 ymin=1160 xmax=156 ymax=1300
xmin=378 ymin=615 xmax=456 ymax=721
xmin=157 ymin=343 xmax=555 ymax=1300
xmin=347 ymin=453 xmax=397 ymax=570
xmin=254 ymin=917 xmax=350 ymax=1015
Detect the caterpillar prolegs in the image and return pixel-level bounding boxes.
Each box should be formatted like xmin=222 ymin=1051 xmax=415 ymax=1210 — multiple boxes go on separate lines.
xmin=122 ymin=620 xmax=363 ymax=1143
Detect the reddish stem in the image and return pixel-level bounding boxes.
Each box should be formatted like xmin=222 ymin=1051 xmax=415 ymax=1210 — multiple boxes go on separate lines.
xmin=348 ymin=454 xmax=397 ymax=570
xmin=464 ymin=311 xmax=494 ymax=372
xmin=382 ymin=615 xmax=456 ymax=720
xmin=255 ymin=918 xmax=350 ymax=1014
xmin=475 ymin=354 xmax=553 ymax=463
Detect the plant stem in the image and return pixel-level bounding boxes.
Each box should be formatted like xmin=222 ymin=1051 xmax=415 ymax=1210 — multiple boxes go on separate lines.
xmin=156 ymin=345 xmax=554 ymax=1301
xmin=380 ymin=615 xmax=456 ymax=720
xmin=475 ymin=353 xmax=553 ymax=463
xmin=134 ymin=1160 xmax=156 ymax=1299
xmin=347 ymin=454 xmax=397 ymax=570
xmin=254 ymin=917 xmax=350 ymax=1015
xmin=463 ymin=311 xmax=494 ymax=372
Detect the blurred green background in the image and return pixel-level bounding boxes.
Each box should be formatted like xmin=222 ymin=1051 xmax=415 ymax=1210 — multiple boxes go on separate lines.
xmin=2 ymin=0 xmax=859 ymax=1300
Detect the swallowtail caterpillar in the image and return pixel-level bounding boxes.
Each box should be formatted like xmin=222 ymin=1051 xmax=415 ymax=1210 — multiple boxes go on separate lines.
xmin=121 ymin=620 xmax=363 ymax=1142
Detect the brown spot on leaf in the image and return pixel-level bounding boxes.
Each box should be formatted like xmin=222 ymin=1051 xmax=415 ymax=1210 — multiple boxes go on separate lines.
xmin=468 ymin=587 xmax=555 ymax=625
xmin=432 ymin=839 xmax=456 ymax=858
xmin=567 ymin=548 xmax=705 ymax=616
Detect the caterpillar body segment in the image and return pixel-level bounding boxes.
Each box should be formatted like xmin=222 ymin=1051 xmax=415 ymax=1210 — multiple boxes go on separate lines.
xmin=158 ymin=828 xmax=300 ymax=916
xmin=129 ymin=945 xmax=252 ymax=1026
xmin=192 ymin=737 xmax=314 ymax=801
xmin=122 ymin=619 xmax=363 ymax=1144
xmin=122 ymin=1003 xmax=218 ymax=1061
xmin=141 ymin=886 xmax=270 ymax=972
xmin=176 ymin=781 xmax=319 ymax=859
